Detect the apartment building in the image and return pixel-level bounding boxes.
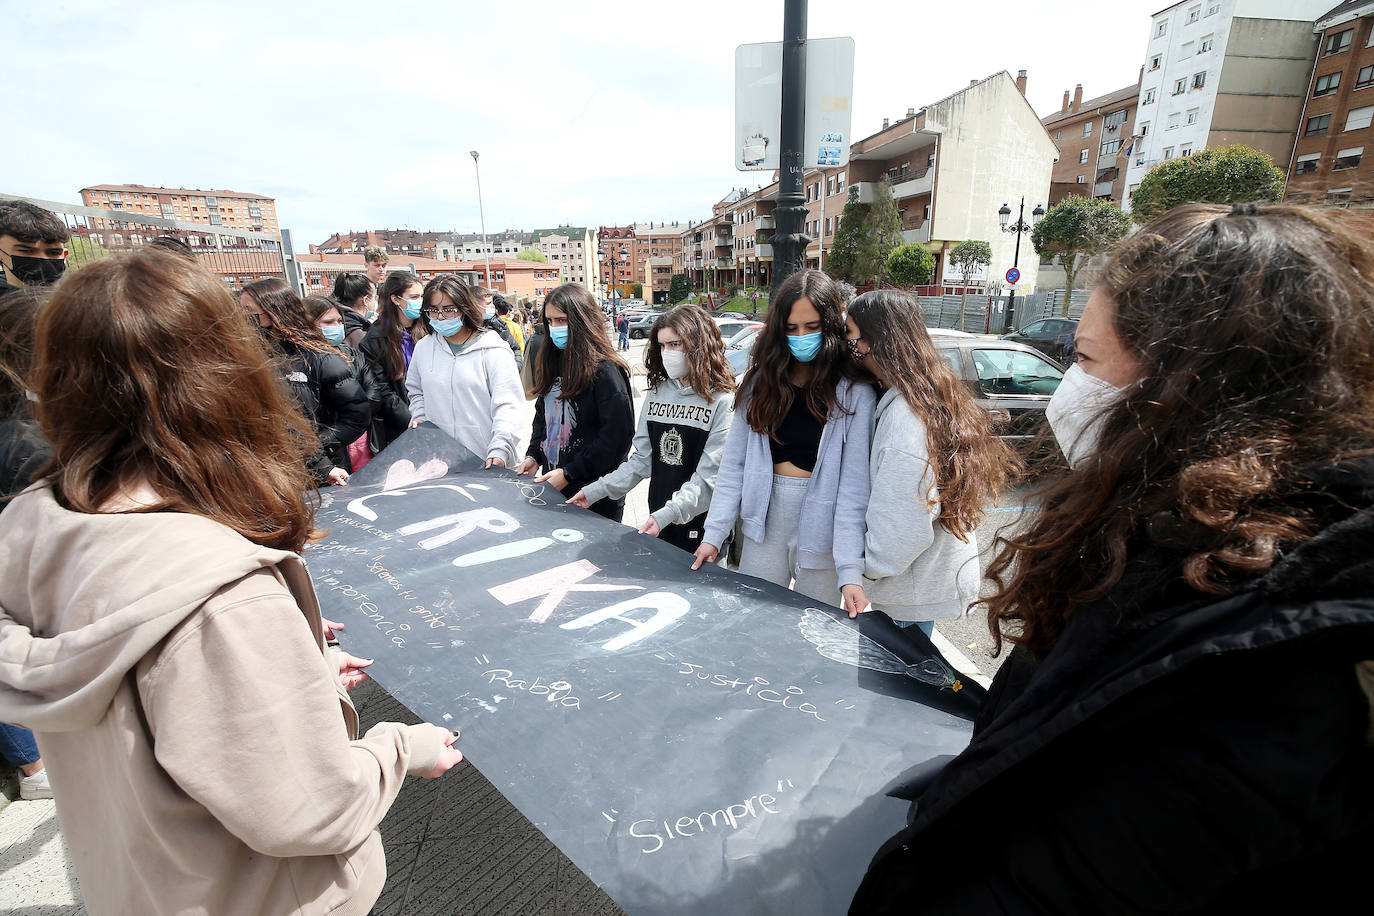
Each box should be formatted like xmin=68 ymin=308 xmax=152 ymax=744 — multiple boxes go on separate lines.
xmin=597 ymin=225 xmax=636 ymax=296
xmin=1286 ymin=0 xmax=1374 ymax=207
xmin=296 ymin=253 xmax=560 ymax=301
xmin=80 ymin=183 xmax=279 ymax=234
xmin=1123 ymin=0 xmax=1334 ymax=207
xmin=642 ymin=256 xmax=674 ymax=303
xmin=530 ymin=226 xmax=600 ymax=289
xmin=311 ymin=228 xmax=445 ymax=258
xmin=1042 ymin=80 xmax=1142 ymax=205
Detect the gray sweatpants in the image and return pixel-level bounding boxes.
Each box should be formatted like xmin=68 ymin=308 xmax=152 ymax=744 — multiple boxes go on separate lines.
xmin=736 ymin=474 xmax=841 ymax=607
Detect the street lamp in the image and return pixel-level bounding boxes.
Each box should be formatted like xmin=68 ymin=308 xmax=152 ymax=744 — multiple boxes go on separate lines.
xmin=997 ymin=197 xmax=1045 ymax=333
xmin=470 ymin=150 xmax=492 ymax=291
xmin=602 ymin=245 xmax=630 ymax=321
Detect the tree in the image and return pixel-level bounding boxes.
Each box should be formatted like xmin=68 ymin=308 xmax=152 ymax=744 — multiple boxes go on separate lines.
xmin=668 ymin=273 xmax=689 ymax=304
xmin=947 ymin=239 xmax=992 ymax=330
xmin=826 ymin=181 xmax=904 ymax=286
xmin=1130 ymin=144 xmax=1285 ymax=224
xmin=632 ymin=283 xmax=643 ymax=298
xmin=885 ymin=244 xmax=935 ymax=287
xmin=65 ymin=235 xmax=110 ymax=275
xmin=516 ymin=248 xmax=547 ymax=262
xmin=1031 ymin=196 xmax=1130 ymax=316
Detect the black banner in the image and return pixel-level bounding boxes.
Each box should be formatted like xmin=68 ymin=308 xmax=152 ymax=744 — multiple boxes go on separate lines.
xmin=309 ymin=425 xmax=983 ymax=915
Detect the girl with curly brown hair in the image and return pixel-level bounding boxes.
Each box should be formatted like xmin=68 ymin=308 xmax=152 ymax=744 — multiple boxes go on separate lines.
xmin=852 ymin=203 xmax=1374 ymax=913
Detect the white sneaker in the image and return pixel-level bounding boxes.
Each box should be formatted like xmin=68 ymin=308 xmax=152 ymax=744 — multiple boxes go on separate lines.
xmin=19 ymin=768 xmax=52 ymax=800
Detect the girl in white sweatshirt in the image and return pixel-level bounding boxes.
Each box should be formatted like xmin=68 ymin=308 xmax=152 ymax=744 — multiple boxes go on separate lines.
xmin=406 ymin=275 xmax=525 ymax=468
xmin=841 ymin=290 xmax=1019 ymax=633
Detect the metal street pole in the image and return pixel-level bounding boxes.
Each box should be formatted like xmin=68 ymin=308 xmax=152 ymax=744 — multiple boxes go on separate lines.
xmin=770 ymin=0 xmax=808 ymax=295
xmin=1006 ymin=197 xmax=1024 ymax=334
xmin=470 ymin=150 xmax=492 ymax=290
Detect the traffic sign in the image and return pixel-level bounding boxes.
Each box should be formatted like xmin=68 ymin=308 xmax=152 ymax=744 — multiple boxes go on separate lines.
xmin=1005 ymin=267 xmax=1021 ymax=285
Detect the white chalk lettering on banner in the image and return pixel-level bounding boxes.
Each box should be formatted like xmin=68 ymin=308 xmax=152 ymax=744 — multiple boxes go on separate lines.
xmin=664 ymin=657 xmax=826 ymax=721
xmin=560 ymin=592 xmax=690 ymax=651
xmin=489 ymin=559 xmax=642 ymax=624
xmin=346 ymin=483 xmax=484 ymax=522
xmin=482 ymin=668 xmax=582 ymax=709
xmin=396 ymin=507 xmax=521 ymax=550
xmin=452 ymin=528 xmax=585 ymax=568
xmin=622 ymin=778 xmax=795 ymax=855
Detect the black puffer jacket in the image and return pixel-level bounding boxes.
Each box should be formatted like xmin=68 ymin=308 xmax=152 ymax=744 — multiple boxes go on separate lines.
xmin=526 ymin=359 xmax=634 ymax=521
xmin=273 ymin=339 xmax=371 ymax=481
xmin=852 ymin=458 xmax=1374 ymax=914
xmin=483 ymin=316 xmax=523 ymax=369
xmin=341 ymin=307 xmax=371 ymax=350
xmin=357 ymin=320 xmax=412 ymax=454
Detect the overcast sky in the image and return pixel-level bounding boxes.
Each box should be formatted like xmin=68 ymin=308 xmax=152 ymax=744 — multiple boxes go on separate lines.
xmin=7 ymin=0 xmax=1165 ymax=247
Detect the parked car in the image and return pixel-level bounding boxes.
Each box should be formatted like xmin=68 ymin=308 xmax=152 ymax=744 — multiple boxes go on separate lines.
xmin=627 ymin=311 xmax=667 ymax=339
xmin=1002 ymin=317 xmax=1078 ymax=364
xmin=929 ymin=330 xmax=1065 ymax=457
xmin=724 ymin=326 xmax=763 ymax=376
xmin=714 ymin=318 xmax=763 ymax=343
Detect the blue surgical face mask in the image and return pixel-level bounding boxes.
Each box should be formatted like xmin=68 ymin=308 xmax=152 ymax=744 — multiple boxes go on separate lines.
xmin=787 ymin=331 xmax=823 ymax=362
xmin=401 ymin=298 xmax=423 ymax=320
xmin=484 ymin=307 xmax=496 ymax=321
xmin=431 ymin=317 xmax=466 ymax=338
xmin=549 ymin=325 xmax=570 ymax=349
xmin=321 ymin=324 xmax=346 ymax=345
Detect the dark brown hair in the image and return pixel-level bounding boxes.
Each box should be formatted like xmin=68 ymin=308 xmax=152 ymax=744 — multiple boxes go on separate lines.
xmin=31 ymin=250 xmax=318 ymax=550
xmin=0 ymin=287 xmax=46 ymax=417
xmin=0 ymin=201 xmax=70 ymax=244
xmin=331 ymin=272 xmax=374 ymax=313
xmin=362 ymin=245 xmax=388 ymax=265
xmin=376 ymin=271 xmax=426 ymax=380
xmin=742 ymin=269 xmax=852 ymax=435
xmin=535 ymin=283 xmax=626 ymax=399
xmin=420 ymin=274 xmax=483 ymax=336
xmin=302 ymin=294 xmax=349 ymax=358
xmin=984 ymin=203 xmax=1374 ymax=658
xmin=643 ymin=305 xmax=736 ymax=402
xmin=848 ymin=289 xmax=1020 ymax=540
xmin=241 ymin=278 xmax=335 ymax=355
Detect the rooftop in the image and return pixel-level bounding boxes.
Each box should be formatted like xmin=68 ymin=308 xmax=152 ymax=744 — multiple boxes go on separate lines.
xmin=80 ymin=183 xmax=274 ymax=201
xmin=1041 ymin=83 xmax=1141 ymax=127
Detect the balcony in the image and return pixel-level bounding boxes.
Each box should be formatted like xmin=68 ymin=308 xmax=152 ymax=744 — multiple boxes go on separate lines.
xmin=755 ymin=243 xmax=773 ymax=260
xmin=715 ymin=257 xmax=733 ymax=267
xmin=901 ymin=225 xmax=931 ymax=244
xmin=714 ymin=235 xmax=731 ymax=249
xmin=756 ymin=214 xmax=775 ymax=230
xmin=1094 ymin=181 xmax=1116 ymax=197
xmin=889 ymin=168 xmax=934 ymax=199
xmin=692 ymin=258 xmax=704 ymax=269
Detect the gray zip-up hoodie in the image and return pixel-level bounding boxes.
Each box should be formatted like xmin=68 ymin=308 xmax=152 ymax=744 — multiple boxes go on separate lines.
xmin=862 ymin=388 xmax=982 ymax=620
xmin=406 ymin=329 xmax=524 ymax=467
xmin=702 ymin=377 xmax=875 ymax=587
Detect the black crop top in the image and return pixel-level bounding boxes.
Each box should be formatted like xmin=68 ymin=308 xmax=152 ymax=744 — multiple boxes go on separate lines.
xmin=769 ymin=386 xmax=824 ymax=472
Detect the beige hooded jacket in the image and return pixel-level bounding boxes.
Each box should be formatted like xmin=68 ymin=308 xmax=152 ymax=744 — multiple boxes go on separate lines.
xmin=0 ymin=485 xmax=445 ymax=915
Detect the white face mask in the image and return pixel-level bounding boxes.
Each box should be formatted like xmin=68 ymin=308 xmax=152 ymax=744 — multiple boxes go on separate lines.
xmin=1046 ymin=364 xmax=1128 ymax=468
xmin=660 ymin=349 xmax=690 ymax=380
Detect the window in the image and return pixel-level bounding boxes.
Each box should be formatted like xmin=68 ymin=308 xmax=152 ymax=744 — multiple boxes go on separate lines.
xmin=1167 ymin=113 xmax=1181 ymax=130
xmin=1186 ymin=108 xmax=1200 ymax=125
xmin=1325 ymin=29 xmax=1353 ymax=56
xmin=1150 ymin=54 xmax=1162 ymax=71
xmin=1187 ymin=6 xmax=1200 ymax=23
xmin=971 ymin=348 xmax=1063 ymax=397
xmin=1083 ymin=122 xmax=1093 ymax=137
xmin=1192 ymin=72 xmax=1207 ymax=89
xmin=1077 ymin=175 xmax=1086 ymax=183
xmin=1143 ymin=88 xmax=1156 ymax=105
xmin=923 ymin=204 xmax=931 ymax=221
xmin=837 ymin=172 xmax=845 ymax=191
xmin=1358 ymin=65 xmax=1374 ymax=90
xmin=1327 ymin=187 xmax=1353 ymax=203
xmin=1206 ymin=2 xmax=1220 ymax=15
xmin=1105 ymin=109 xmax=1127 ymax=131
xmin=1140 ymin=121 xmax=1151 ymax=136
xmin=826 ymin=176 xmax=834 ymax=196
xmin=1347 ymin=105 xmax=1374 ymax=131
xmin=1333 ymin=147 xmax=1363 ymax=170
xmin=1079 ymin=149 xmax=1090 ymax=163
xmin=1315 ymin=73 xmax=1341 ymax=97
xmin=1307 ymin=113 xmax=1332 ymax=135
xmin=1055 ymin=129 xmax=1062 ymax=139
xmin=208 ymin=214 xmax=222 ymax=226
xmin=927 ymin=153 xmax=936 ymax=168
xmin=1101 ymin=138 xmax=1122 ymax=156
xmin=1199 ymin=36 xmax=1214 ymax=53
xmin=1173 ymin=78 xmax=1186 ymax=95
xmin=1163 ymin=146 xmax=1176 ymax=159
xmin=1181 ymin=145 xmax=1193 ymax=156
xmin=1155 ymin=20 xmax=1168 ymax=37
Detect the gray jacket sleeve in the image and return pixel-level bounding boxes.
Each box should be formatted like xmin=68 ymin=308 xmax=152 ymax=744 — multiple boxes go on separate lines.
xmin=863 ymin=445 xmax=938 ymax=581
xmin=701 ymin=388 xmax=751 ymax=549
xmin=832 ymin=382 xmax=876 ymax=589
xmin=580 ymin=389 xmax=654 ymax=505
xmin=652 ymin=392 xmax=735 ymax=529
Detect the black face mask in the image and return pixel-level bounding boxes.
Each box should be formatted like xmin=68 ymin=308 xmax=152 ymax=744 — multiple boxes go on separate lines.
xmin=2 ymin=253 xmax=66 ymax=286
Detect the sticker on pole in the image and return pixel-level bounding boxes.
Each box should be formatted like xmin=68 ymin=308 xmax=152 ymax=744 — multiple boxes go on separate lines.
xmin=735 ymin=37 xmax=855 ymax=171
xmin=1005 ymin=267 xmax=1021 ymax=285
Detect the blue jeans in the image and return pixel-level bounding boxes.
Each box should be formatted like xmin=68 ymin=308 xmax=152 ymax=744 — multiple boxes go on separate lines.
xmin=0 ymin=722 xmax=40 ymax=768
xmin=895 ymin=619 xmax=936 ymax=637
xmin=618 ymin=331 xmax=629 ymax=349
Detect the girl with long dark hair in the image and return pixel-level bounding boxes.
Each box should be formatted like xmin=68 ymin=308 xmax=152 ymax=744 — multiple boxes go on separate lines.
xmin=693 ymin=269 xmax=874 ymax=604
xmin=569 ymin=305 xmax=736 ymax=552
xmin=841 ymin=289 xmax=1019 ymax=630
xmin=517 ymin=283 xmax=635 ymax=521
xmin=241 ymin=278 xmax=370 ymax=486
xmin=0 ymin=250 xmax=461 ymax=915
xmin=853 ymin=204 xmax=1374 ymax=912
xmin=358 ymin=272 xmax=427 ymax=454
xmin=331 ymin=271 xmax=375 ymax=348
xmin=405 ymin=274 xmax=524 ymax=468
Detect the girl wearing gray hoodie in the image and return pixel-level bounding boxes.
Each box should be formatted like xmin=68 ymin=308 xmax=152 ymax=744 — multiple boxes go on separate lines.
xmin=840 ymin=289 xmax=1020 ymax=630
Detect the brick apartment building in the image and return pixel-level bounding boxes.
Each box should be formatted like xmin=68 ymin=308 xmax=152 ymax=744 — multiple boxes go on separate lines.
xmin=77 ymin=183 xmax=280 ymax=250
xmin=311 ymin=229 xmax=447 ymax=259
xmin=597 ymin=226 xmax=637 ymax=296
xmin=1041 ymin=80 xmax=1142 ymax=206
xmin=1286 ymin=0 xmax=1374 ymax=207
xmin=296 ymin=253 xmax=560 ymax=302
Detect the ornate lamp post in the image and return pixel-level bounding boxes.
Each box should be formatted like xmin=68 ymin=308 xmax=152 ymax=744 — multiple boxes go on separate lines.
xmin=998 ymin=197 xmax=1045 ymax=333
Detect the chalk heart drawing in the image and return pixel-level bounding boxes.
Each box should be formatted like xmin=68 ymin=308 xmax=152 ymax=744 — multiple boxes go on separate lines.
xmin=383 ymin=458 xmax=450 ymax=491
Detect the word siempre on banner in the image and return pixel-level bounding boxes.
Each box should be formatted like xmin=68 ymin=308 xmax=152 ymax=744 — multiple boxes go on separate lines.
xmin=308 ymin=425 xmax=984 ymax=915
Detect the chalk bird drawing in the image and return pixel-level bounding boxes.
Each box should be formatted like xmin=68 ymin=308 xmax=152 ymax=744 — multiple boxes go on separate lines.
xmin=797 ymin=609 xmax=966 ymax=692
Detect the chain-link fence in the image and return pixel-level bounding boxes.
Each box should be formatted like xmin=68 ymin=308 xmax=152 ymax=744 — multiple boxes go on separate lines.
xmin=1 ymin=192 xmax=302 ymax=292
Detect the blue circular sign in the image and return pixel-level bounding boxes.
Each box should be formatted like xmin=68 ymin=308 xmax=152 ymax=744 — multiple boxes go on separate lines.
xmin=1005 ymin=267 xmax=1021 ymax=285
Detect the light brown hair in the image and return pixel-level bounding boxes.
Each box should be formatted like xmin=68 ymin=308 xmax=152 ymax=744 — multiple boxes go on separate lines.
xmin=643 ymin=305 xmax=736 ymax=402
xmin=30 ymin=250 xmax=318 ymax=550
